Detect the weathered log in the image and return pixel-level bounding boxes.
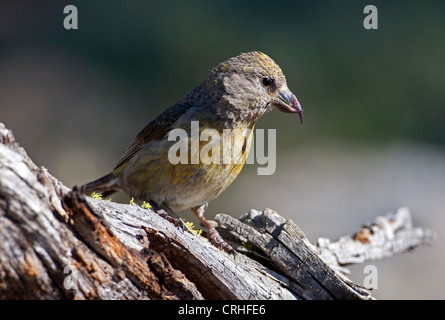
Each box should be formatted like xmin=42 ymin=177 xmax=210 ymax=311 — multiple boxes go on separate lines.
xmin=0 ymin=122 xmax=435 ymax=300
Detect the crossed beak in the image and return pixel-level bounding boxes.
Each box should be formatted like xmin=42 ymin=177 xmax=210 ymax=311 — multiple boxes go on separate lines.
xmin=272 ymin=87 xmax=304 ymax=124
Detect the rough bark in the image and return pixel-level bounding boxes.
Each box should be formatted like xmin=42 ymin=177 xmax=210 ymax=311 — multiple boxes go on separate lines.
xmin=0 ymin=123 xmax=435 ymax=300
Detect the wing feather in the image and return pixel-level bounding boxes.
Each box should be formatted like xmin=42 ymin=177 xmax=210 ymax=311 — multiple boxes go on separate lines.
xmin=114 ymin=102 xmax=192 ymax=169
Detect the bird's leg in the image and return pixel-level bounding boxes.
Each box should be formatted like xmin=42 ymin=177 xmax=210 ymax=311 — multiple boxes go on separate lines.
xmin=149 ymin=201 xmax=186 ymax=231
xmin=191 ymin=204 xmax=234 ymax=254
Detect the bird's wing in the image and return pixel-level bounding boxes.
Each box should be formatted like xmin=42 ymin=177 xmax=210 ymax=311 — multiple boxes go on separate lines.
xmin=114 ymin=101 xmax=192 ymax=169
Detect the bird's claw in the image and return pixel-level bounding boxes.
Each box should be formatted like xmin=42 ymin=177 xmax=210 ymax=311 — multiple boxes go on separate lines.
xmin=207 ymin=228 xmax=234 ymax=254
xmin=156 ymin=209 xmax=186 ymax=232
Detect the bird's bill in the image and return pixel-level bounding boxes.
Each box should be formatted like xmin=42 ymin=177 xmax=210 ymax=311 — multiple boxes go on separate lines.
xmin=272 ymin=87 xmax=304 ymax=124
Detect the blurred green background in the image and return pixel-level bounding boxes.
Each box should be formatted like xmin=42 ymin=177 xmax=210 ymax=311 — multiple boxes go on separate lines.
xmin=1 ymin=0 xmax=444 ymax=299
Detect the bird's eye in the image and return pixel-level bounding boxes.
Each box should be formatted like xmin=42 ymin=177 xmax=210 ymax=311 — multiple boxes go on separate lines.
xmin=262 ymin=77 xmax=272 ymax=87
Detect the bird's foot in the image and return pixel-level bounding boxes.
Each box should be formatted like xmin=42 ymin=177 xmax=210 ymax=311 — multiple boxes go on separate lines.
xmin=191 ymin=204 xmax=234 ymax=254
xmin=155 ymin=208 xmax=186 ymax=232
xmin=207 ymin=227 xmax=234 ymax=254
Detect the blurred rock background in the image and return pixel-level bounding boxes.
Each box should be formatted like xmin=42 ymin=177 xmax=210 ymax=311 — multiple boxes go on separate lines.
xmin=1 ymin=0 xmax=444 ymax=299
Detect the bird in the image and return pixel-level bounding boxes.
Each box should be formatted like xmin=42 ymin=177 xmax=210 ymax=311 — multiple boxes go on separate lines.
xmin=78 ymin=51 xmax=303 ymax=253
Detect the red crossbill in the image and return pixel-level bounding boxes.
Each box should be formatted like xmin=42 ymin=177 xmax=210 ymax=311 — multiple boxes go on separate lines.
xmin=79 ymin=51 xmax=303 ymax=252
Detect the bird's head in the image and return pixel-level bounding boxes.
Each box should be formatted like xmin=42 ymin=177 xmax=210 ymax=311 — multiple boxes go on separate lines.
xmin=205 ymin=51 xmax=303 ymax=124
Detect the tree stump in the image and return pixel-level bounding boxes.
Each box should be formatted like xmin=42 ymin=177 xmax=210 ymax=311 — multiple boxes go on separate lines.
xmin=0 ymin=123 xmax=435 ymax=300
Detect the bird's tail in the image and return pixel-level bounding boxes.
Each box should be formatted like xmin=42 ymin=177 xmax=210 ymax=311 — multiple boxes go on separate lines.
xmin=77 ymin=173 xmax=120 ymax=198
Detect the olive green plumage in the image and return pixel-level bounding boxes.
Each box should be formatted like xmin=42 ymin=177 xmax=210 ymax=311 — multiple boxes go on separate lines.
xmin=79 ymin=51 xmax=303 ymax=251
